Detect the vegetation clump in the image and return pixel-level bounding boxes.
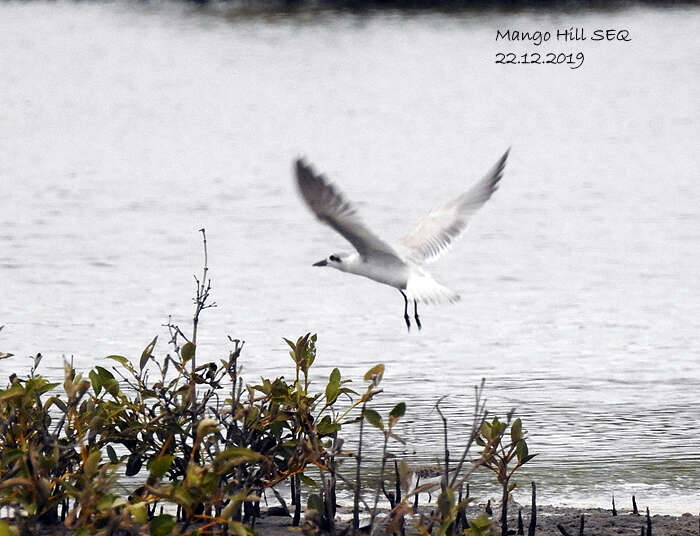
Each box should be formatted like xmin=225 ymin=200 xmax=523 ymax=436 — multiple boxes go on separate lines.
xmin=0 ymin=231 xmax=536 ymax=536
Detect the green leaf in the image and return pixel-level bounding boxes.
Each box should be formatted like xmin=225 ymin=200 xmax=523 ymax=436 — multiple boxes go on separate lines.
xmin=221 ymin=490 xmax=259 ymax=520
xmin=390 ymin=402 xmax=406 ymax=419
xmin=438 ymin=486 xmax=455 ymax=518
xmin=174 ymin=484 xmax=196 ymax=506
xmin=196 ymin=418 xmax=219 ymax=438
xmin=103 ymin=378 xmax=119 ymax=397
xmin=307 ymin=493 xmax=323 ymax=512
xmin=388 ymin=403 xmax=406 ymax=430
xmin=150 ymin=514 xmax=176 ymax=536
xmin=95 ymin=365 xmax=115 ymax=381
xmin=96 ymin=493 xmax=117 ymax=511
xmin=106 ymin=355 xmax=129 ymax=366
xmin=521 ymin=453 xmax=538 ymax=465
xmin=0 ymin=520 xmax=12 ymax=536
xmin=325 ymin=379 xmax=340 ymax=405
xmin=149 ymin=455 xmax=174 ymax=478
xmin=283 ymin=337 xmax=296 ymax=352
xmin=510 ymin=418 xmax=523 ymax=443
xmin=140 ymin=336 xmax=158 ymax=371
xmin=516 ymin=439 xmax=529 ymax=463
xmin=84 ymin=449 xmax=101 ymax=475
xmin=466 ymin=513 xmax=493 ymax=535
xmin=129 ymin=502 xmax=148 ymax=524
xmin=300 ymin=474 xmax=318 ymax=487
xmin=45 ymin=396 xmax=67 ymax=412
xmin=0 ymin=383 xmax=24 ymax=402
xmin=317 ymin=416 xmax=341 ymax=435
xmin=330 ymin=367 xmax=341 ymax=384
xmin=363 ymin=408 xmax=383 ymax=430
xmin=89 ymin=370 xmax=102 ymax=395
xmin=181 ymin=342 xmax=196 ymax=363
xmin=216 ymin=447 xmax=264 ymax=465
xmin=338 ymin=386 xmax=358 ymax=397
xmin=363 ymin=364 xmax=385 ymax=383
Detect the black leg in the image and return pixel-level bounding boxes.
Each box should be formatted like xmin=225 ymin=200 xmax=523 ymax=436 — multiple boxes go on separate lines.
xmin=400 ymin=290 xmax=410 ymax=331
xmin=414 ymin=300 xmax=422 ymax=330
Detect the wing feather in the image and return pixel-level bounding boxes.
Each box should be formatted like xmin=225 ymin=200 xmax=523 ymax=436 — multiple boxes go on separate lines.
xmin=295 ymin=159 xmax=400 ymax=260
xmin=400 ymin=149 xmax=509 ymax=264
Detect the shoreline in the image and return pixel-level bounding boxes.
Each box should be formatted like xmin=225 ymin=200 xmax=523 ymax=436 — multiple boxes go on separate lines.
xmin=253 ymin=503 xmax=700 ymax=536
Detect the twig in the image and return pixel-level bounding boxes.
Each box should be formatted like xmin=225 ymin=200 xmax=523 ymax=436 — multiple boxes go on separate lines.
xmin=353 ymin=402 xmax=368 ymax=534
xmin=435 ymin=396 xmax=450 ymax=483
xmin=449 ymin=379 xmax=488 ymax=488
xmin=371 ymin=432 xmax=391 ymax=529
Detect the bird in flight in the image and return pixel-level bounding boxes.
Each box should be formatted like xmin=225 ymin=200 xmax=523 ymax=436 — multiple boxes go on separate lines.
xmin=295 ymin=150 xmax=509 ymax=331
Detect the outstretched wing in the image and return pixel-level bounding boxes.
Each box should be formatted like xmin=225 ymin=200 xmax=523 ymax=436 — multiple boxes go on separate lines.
xmin=295 ymin=159 xmax=401 ymax=260
xmin=400 ymin=149 xmax=509 ymax=264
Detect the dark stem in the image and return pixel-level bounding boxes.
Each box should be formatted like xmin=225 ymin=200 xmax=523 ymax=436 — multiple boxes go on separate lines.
xmin=292 ymin=474 xmax=301 ymax=526
xmin=527 ymin=481 xmax=536 ymax=536
xmin=394 ymin=460 xmax=401 ymax=505
xmin=435 ymin=396 xmax=450 ymax=483
xmin=646 ymin=507 xmax=652 ymax=536
xmin=371 ymin=433 xmax=390 ymax=528
xmin=500 ymin=477 xmax=509 ymax=536
xmin=353 ymin=403 xmax=367 ymax=534
xmin=517 ymin=509 xmax=524 ymax=535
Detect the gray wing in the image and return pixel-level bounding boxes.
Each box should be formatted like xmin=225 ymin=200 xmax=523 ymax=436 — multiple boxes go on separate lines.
xmin=295 ymin=159 xmax=401 ymax=260
xmin=400 ymin=149 xmax=509 ymax=264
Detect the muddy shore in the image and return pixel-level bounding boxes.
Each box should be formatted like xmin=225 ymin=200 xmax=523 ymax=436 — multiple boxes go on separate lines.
xmin=254 ymin=503 xmax=700 ymax=536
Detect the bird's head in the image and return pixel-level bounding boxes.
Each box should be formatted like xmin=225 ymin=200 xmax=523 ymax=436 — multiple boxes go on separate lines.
xmin=313 ymin=252 xmax=350 ymax=271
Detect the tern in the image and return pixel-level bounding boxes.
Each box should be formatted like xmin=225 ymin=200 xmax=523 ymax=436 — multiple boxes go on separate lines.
xmin=295 ymin=150 xmax=509 ymax=330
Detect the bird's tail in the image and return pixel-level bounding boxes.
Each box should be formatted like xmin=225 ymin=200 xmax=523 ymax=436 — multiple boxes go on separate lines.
xmin=406 ymin=272 xmax=460 ymax=305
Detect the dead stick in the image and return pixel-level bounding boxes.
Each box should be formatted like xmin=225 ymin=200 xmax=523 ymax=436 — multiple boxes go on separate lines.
xmin=517 ymin=509 xmax=524 ymax=535
xmin=527 ymin=482 xmax=537 ymax=536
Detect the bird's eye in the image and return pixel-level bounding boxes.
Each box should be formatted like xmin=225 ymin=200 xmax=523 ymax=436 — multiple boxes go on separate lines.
xmin=329 ymin=255 xmax=340 ymax=263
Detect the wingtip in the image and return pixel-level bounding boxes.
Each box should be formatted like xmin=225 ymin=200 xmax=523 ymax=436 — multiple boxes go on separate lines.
xmin=294 ymin=157 xmax=318 ymax=184
xmin=493 ymin=147 xmax=510 ymax=179
xmin=502 ymin=147 xmax=511 ymax=163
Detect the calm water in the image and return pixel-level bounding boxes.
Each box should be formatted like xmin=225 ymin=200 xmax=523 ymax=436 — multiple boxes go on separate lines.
xmin=1 ymin=1 xmax=699 ymax=514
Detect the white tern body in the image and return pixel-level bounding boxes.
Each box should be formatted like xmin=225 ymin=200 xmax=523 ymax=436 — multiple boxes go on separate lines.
xmin=295 ymin=150 xmax=510 ymax=329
